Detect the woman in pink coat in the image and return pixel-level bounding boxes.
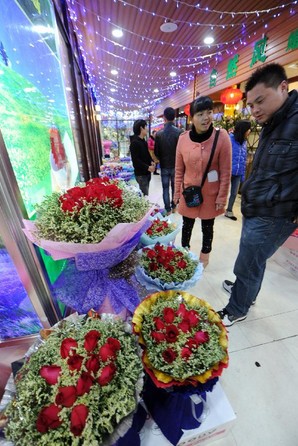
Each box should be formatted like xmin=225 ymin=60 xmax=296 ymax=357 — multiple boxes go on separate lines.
xmin=174 ymin=96 xmax=232 ymax=267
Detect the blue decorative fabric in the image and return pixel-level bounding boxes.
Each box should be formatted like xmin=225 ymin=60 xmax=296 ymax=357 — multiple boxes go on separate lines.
xmin=142 ymin=376 xmax=218 ymax=445
xmin=51 ymin=229 xmax=148 ymax=314
xmin=115 ymin=403 xmax=147 ymax=446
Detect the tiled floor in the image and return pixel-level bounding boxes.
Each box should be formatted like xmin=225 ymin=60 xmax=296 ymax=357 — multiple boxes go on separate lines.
xmin=148 ymin=173 xmax=298 ymax=446
xmin=1 ymin=173 xmax=297 ymax=445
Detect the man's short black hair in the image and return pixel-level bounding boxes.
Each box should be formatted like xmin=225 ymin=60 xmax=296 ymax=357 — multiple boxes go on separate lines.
xmin=133 ymin=119 xmax=147 ymax=135
xmin=245 ymin=63 xmax=288 ymax=92
xmin=190 ymin=96 xmax=213 ymax=117
xmin=163 ymin=107 xmax=175 ymax=121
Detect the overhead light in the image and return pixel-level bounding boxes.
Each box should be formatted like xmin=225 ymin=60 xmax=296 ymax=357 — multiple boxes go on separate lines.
xmin=170 ymin=71 xmax=177 ymax=77
xmin=160 ymin=22 xmax=178 ymax=33
xmin=153 ymin=88 xmax=159 ymax=93
xmin=204 ymin=36 xmax=214 ymax=44
xmin=110 ymin=88 xmax=116 ymax=92
xmin=111 ymin=69 xmax=118 ymax=75
xmin=112 ymin=28 xmax=123 ymax=38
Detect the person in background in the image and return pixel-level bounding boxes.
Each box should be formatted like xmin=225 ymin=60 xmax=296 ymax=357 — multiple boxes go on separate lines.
xmin=225 ymin=120 xmax=252 ymax=221
xmin=219 ymin=63 xmax=298 ymax=327
xmin=174 ymin=96 xmax=232 ymax=268
xmin=147 ymin=130 xmax=159 ymax=175
xmin=130 ymin=119 xmax=155 ymax=196
xmin=154 ymin=107 xmax=183 ymax=215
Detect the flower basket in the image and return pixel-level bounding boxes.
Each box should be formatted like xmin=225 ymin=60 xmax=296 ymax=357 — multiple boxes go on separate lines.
xmin=139 ymin=213 xmax=181 ymax=247
xmin=135 ymin=243 xmax=203 ymax=292
xmin=131 ymin=290 xmax=229 ymax=445
xmin=4 ymin=314 xmax=143 ymax=446
xmin=22 ymin=178 xmax=153 ymax=315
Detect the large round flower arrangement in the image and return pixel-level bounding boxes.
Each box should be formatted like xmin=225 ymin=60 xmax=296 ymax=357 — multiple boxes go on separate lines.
xmin=33 ymin=177 xmax=150 ymax=244
xmin=132 ymin=290 xmax=228 ymax=388
xmin=4 ymin=316 xmax=143 ymax=445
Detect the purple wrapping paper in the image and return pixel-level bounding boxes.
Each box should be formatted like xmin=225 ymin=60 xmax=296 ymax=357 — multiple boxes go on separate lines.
xmin=51 ymin=229 xmax=149 ymax=314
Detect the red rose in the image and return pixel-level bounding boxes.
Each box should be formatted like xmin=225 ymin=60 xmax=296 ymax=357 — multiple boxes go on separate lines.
xmin=195 ymin=331 xmax=210 ymax=344
xmin=76 ymin=372 xmax=94 ymax=396
xmin=60 ymin=198 xmax=78 ymax=212
xmin=187 ymin=310 xmax=200 ymax=327
xmin=55 ymin=386 xmax=77 ymax=407
xmin=84 ymin=330 xmax=101 ymax=352
xmin=60 ymin=338 xmax=78 ymax=359
xmin=97 ymin=363 xmax=117 ymax=386
xmin=186 ymin=338 xmax=198 ymax=351
xmin=99 ymin=344 xmax=117 ymax=362
xmin=162 ymin=347 xmax=177 ymax=363
xmin=70 ymin=404 xmax=89 ymax=436
xmin=149 ymin=262 xmax=158 ymax=271
xmin=163 ymin=307 xmax=175 ymax=323
xmin=181 ymin=347 xmax=193 ymax=360
xmin=177 ymin=259 xmax=187 ymax=269
xmin=67 ymin=186 xmax=86 ymax=200
xmin=36 ymin=404 xmax=62 ymax=433
xmin=177 ymin=303 xmax=187 ymax=317
xmin=146 ymin=249 xmax=157 ymax=259
xmin=107 ymin=337 xmax=121 ymax=352
xmin=39 ymin=365 xmax=61 ymax=385
xmin=85 ymin=354 xmax=101 ymax=375
xmin=165 ymin=324 xmax=179 ymax=343
xmin=178 ymin=320 xmax=190 ymax=333
xmin=154 ymin=317 xmax=165 ymax=330
xmin=167 ymin=265 xmax=175 ymax=274
xmin=67 ymin=354 xmax=84 ymax=372
xmin=151 ymin=331 xmax=166 ymax=342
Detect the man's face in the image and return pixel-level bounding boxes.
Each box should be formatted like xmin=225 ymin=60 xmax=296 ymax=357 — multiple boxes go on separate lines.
xmin=140 ymin=126 xmax=147 ymax=138
xmin=246 ymin=80 xmax=288 ymax=124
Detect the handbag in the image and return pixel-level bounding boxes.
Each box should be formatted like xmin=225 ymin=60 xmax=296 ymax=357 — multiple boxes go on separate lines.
xmin=182 ymin=129 xmax=220 ymax=208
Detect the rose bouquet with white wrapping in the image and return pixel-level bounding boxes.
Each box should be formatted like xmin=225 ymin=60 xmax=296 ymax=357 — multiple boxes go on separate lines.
xmin=22 ymin=178 xmax=153 ymax=315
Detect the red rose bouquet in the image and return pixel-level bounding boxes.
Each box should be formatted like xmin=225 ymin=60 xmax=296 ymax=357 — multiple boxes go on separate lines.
xmin=132 ymin=291 xmax=229 ymax=445
xmin=4 ymin=315 xmax=143 ymax=445
xmin=132 ymin=290 xmax=228 ymax=387
xmin=135 ymin=243 xmax=203 ymax=291
xmin=140 ymin=212 xmax=180 ymax=246
xmin=22 ymin=177 xmax=153 ymax=315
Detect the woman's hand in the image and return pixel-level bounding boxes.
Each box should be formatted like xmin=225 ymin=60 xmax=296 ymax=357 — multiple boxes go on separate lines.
xmin=215 ymin=203 xmax=225 ymax=211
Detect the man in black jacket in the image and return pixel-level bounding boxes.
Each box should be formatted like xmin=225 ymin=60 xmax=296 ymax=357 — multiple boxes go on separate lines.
xmin=154 ymin=107 xmax=183 ymax=214
xmin=130 ymin=119 xmax=155 ymax=196
xmin=218 ymin=63 xmax=298 ymax=327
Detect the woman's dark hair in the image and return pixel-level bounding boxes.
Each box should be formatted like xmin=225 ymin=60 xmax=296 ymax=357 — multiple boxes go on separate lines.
xmin=190 ymin=96 xmax=213 ymax=117
xmin=233 ymin=120 xmax=251 ymax=145
xmin=133 ymin=119 xmax=147 ymax=136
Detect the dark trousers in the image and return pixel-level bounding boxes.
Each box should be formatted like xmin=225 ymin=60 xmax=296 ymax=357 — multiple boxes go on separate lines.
xmin=181 ymin=216 xmax=215 ymax=253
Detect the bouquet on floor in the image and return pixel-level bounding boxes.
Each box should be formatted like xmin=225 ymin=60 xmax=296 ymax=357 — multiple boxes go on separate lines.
xmin=135 ymin=243 xmax=203 ymax=291
xmin=4 ymin=315 xmax=143 ymax=446
xmin=139 ymin=213 xmax=180 ymax=247
xmin=22 ymin=178 xmax=153 ymax=315
xmin=131 ymin=290 xmax=229 ymax=445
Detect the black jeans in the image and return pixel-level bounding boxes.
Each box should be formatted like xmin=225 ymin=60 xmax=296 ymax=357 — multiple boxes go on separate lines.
xmin=181 ymin=216 xmax=215 ymax=253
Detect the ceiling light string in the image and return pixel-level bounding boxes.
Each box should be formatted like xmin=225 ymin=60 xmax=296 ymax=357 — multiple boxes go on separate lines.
xmin=69 ymin=0 xmax=277 ymax=33
xmin=77 ymin=19 xmax=256 ymax=56
xmin=116 ymin=0 xmax=296 ymax=20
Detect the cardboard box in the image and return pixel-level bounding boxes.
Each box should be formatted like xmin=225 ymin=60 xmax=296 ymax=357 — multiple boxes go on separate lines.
xmin=139 ymin=382 xmax=236 ymax=446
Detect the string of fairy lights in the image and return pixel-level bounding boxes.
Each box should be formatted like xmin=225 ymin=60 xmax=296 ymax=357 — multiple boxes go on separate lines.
xmin=67 ymin=0 xmax=297 ymax=116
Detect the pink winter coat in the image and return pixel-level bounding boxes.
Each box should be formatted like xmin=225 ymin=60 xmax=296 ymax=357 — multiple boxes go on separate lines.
xmin=174 ymin=128 xmax=232 ymax=219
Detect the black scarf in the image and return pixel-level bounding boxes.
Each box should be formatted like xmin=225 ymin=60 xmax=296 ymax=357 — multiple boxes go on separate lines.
xmin=189 ymin=123 xmax=214 ymax=142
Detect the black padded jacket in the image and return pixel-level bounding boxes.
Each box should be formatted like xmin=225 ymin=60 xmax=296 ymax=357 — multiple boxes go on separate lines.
xmin=154 ymin=122 xmax=183 ymax=169
xmin=241 ymin=89 xmax=298 ymax=218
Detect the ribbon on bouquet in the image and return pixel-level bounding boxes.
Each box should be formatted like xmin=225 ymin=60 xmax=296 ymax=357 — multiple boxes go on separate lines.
xmin=51 ymin=229 xmax=146 ymax=314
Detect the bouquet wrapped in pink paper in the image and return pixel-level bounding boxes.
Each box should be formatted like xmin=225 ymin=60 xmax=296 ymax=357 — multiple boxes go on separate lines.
xmin=23 ymin=177 xmax=153 ymax=315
